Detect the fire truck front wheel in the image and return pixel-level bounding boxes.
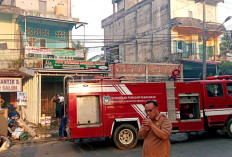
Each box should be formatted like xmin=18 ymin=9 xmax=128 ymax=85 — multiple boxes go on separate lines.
xmin=113 ymin=124 xmax=138 ymax=150
xmin=226 ymin=119 xmax=232 ymax=138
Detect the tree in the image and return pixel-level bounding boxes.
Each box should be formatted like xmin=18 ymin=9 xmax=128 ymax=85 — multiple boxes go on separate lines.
xmin=217 ymin=61 xmax=232 ymax=75
xmin=87 ymin=53 xmax=104 ymax=62
xmin=72 ymin=41 xmax=85 ymax=50
xmin=72 ymin=41 xmax=88 ymax=60
xmin=220 ymin=33 xmax=231 ymax=54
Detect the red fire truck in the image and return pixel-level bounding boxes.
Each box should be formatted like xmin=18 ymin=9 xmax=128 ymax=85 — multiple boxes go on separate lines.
xmin=67 ymin=76 xmax=232 ymax=149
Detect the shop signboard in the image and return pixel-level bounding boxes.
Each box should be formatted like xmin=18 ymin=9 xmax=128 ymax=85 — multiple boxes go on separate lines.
xmin=106 ymin=45 xmax=122 ymax=64
xmin=0 ymin=78 xmax=22 ymax=92
xmin=17 ymin=92 xmax=27 ymax=106
xmin=25 ymin=47 xmax=85 ymax=59
xmin=43 ymin=60 xmax=109 ymax=70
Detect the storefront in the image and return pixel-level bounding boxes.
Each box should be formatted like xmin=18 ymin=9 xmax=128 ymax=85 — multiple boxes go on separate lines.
xmin=20 ymin=63 xmax=110 ymax=124
xmin=0 ymin=70 xmax=28 ymax=110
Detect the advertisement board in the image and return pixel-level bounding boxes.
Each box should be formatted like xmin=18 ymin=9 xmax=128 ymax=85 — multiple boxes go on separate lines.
xmin=106 ymin=45 xmax=122 ymax=64
xmin=43 ymin=60 xmax=108 ymax=70
xmin=17 ymin=92 xmax=27 ymax=106
xmin=0 ymin=78 xmax=22 ymax=92
xmin=25 ymin=47 xmax=85 ymax=59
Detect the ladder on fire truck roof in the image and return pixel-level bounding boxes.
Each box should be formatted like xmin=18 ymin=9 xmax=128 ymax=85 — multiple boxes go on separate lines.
xmin=207 ymin=75 xmax=232 ymax=80
xmin=166 ymin=82 xmax=178 ymax=123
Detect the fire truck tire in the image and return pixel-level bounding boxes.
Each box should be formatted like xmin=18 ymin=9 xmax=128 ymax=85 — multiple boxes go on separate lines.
xmin=226 ymin=119 xmax=232 ymax=138
xmin=113 ymin=124 xmax=138 ymax=150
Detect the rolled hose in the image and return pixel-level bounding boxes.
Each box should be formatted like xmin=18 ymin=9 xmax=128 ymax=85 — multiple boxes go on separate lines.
xmin=0 ymin=136 xmax=10 ymax=152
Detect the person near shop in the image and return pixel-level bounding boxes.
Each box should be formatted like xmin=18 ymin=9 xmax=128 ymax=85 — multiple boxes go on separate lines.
xmin=139 ymin=100 xmax=172 ymax=157
xmin=51 ymin=93 xmax=61 ymax=125
xmin=58 ymin=96 xmax=68 ymax=141
xmin=8 ymin=104 xmax=20 ymax=119
xmin=0 ymin=94 xmax=5 ymax=109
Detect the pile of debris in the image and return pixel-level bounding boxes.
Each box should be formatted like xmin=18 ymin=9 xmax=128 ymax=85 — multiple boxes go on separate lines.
xmin=0 ymin=105 xmax=37 ymax=152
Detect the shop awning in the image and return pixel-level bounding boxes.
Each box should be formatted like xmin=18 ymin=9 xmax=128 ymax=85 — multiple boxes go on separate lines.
xmin=0 ymin=70 xmax=30 ymax=77
xmin=20 ymin=67 xmax=110 ymax=77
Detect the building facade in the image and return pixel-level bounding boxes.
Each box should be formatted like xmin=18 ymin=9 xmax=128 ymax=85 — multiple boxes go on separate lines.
xmin=102 ymin=0 xmax=224 ymax=63
xmin=0 ymin=0 xmax=109 ymax=124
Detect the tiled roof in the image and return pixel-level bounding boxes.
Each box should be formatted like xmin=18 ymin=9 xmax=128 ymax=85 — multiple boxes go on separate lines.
xmin=0 ymin=70 xmax=29 ymax=77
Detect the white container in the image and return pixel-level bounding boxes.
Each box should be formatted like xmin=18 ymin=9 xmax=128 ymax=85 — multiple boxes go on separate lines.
xmin=41 ymin=117 xmax=46 ymax=126
xmin=45 ymin=116 xmax=51 ymax=126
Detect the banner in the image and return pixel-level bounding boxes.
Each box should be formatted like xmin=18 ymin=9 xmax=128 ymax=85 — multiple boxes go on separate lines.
xmin=26 ymin=47 xmax=85 ymax=59
xmin=106 ymin=45 xmax=122 ymax=64
xmin=17 ymin=92 xmax=27 ymax=106
xmin=0 ymin=78 xmax=22 ymax=92
xmin=43 ymin=60 xmax=109 ymax=70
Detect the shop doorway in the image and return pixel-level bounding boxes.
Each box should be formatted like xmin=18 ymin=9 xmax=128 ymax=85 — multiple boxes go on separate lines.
xmin=41 ymin=77 xmax=63 ymax=116
xmin=0 ymin=92 xmax=16 ymax=108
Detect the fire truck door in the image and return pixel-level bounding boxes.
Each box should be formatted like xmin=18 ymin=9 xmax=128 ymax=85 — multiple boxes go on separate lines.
xmin=76 ymin=95 xmax=103 ymax=137
xmin=204 ymin=83 xmax=228 ymax=125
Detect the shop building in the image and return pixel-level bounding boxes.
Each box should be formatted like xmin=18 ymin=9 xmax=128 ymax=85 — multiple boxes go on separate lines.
xmin=0 ymin=70 xmax=28 ymax=109
xmin=0 ymin=1 xmax=110 ymax=124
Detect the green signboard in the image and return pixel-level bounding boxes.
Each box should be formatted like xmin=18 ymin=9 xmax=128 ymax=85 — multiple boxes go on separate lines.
xmin=106 ymin=45 xmax=122 ymax=64
xmin=43 ymin=60 xmax=108 ymax=70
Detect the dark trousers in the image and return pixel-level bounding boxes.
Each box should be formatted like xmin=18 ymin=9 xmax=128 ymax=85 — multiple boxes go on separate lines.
xmin=59 ymin=117 xmax=67 ymax=138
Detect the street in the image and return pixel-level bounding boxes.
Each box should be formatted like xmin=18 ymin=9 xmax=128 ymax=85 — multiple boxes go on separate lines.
xmin=1 ymin=131 xmax=232 ymax=157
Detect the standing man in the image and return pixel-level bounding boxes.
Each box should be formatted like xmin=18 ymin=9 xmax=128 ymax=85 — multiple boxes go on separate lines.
xmin=58 ymin=96 xmax=68 ymax=141
xmin=139 ymin=100 xmax=172 ymax=157
xmin=51 ymin=93 xmax=61 ymax=125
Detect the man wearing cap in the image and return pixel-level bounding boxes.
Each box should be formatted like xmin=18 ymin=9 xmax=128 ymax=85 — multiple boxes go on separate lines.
xmin=58 ymin=96 xmax=68 ymax=141
xmin=51 ymin=93 xmax=61 ymax=125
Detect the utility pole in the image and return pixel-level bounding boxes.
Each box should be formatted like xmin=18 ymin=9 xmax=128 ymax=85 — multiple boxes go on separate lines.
xmin=195 ymin=0 xmax=206 ymax=80
xmin=202 ymin=0 xmax=207 ymax=80
xmin=112 ymin=0 xmax=116 ymax=78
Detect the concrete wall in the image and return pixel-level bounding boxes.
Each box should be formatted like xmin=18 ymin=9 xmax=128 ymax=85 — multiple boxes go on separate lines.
xmin=0 ymin=14 xmax=15 ymax=49
xmin=108 ymin=63 xmax=181 ymax=81
xmin=103 ymin=0 xmax=222 ymax=63
xmin=0 ymin=13 xmax=21 ymax=69
xmin=15 ymin=0 xmax=71 ymax=17
xmin=171 ymin=0 xmax=218 ymax=23
xmin=102 ymin=0 xmax=170 ymax=63
xmin=117 ymin=0 xmax=144 ymax=11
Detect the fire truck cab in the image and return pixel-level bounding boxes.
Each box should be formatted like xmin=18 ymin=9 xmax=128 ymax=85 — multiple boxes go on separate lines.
xmin=67 ymin=77 xmax=232 ymax=149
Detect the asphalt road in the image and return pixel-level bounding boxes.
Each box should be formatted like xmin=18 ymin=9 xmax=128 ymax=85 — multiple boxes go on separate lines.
xmin=1 ymin=131 xmax=232 ymax=157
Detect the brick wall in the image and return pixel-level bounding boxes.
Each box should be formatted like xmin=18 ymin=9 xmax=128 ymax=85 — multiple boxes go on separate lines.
xmin=109 ymin=63 xmax=180 ymax=79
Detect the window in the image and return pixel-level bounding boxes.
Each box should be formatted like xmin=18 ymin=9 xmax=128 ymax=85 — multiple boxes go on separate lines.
xmin=28 ymin=37 xmax=35 ymax=46
xmin=227 ymin=83 xmax=232 ymax=96
xmin=55 ymin=31 xmax=68 ymax=38
xmin=207 ymin=46 xmax=214 ymax=59
xmin=199 ymin=44 xmax=203 ymax=59
xmin=34 ymin=28 xmax=41 ymax=36
xmin=39 ymin=0 xmax=47 ymax=12
xmin=42 ymin=29 xmax=49 ymax=36
xmin=40 ymin=39 xmax=46 ymax=48
xmin=188 ymin=11 xmax=193 ymax=18
xmin=0 ymin=43 xmax=7 ymax=50
xmin=26 ymin=27 xmax=33 ymax=35
xmin=206 ymin=84 xmax=223 ymax=97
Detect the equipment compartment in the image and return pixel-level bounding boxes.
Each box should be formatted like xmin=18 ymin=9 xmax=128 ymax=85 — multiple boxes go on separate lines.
xmin=179 ymin=93 xmax=201 ymax=120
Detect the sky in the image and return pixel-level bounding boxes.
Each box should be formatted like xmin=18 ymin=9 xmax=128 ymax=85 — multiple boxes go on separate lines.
xmin=71 ymin=0 xmax=232 ymax=59
xmin=71 ymin=0 xmax=112 ymax=59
